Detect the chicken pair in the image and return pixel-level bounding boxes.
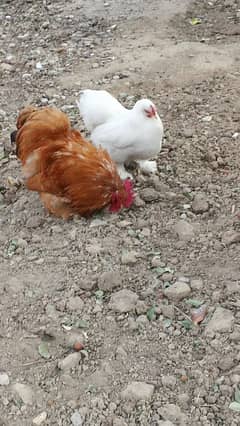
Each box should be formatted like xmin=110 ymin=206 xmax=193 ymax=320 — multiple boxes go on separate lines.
xmin=13 ymin=90 xmax=162 ymax=219
xmin=77 ymin=89 xmax=164 ymax=179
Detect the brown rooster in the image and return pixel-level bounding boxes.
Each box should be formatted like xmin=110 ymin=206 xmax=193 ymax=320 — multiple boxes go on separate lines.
xmin=12 ymin=106 xmax=134 ymax=218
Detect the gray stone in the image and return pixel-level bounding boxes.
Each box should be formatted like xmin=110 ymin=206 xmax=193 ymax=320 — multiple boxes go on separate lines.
xmin=134 ymin=195 xmax=145 ymax=207
xmin=225 ymin=282 xmax=240 ymax=294
xmin=78 ymin=279 xmax=95 ymax=291
xmin=26 ymin=216 xmax=43 ymax=228
xmin=151 ymin=256 xmax=161 ymax=267
xmin=205 ymin=307 xmax=234 ymax=335
xmin=135 ymin=300 xmax=148 ymax=315
xmin=177 ymin=276 xmax=190 ymax=283
xmin=121 ymin=251 xmax=138 ymax=265
xmin=192 ymin=193 xmax=209 ymax=214
xmin=112 ymin=417 xmax=128 ymax=426
xmin=174 ymin=220 xmax=195 ymax=242
xmin=160 ymin=304 xmax=175 ymax=319
xmin=0 ymin=63 xmax=14 ymax=72
xmin=90 ymin=218 xmax=107 ymax=228
xmin=177 ymin=393 xmax=190 ymax=407
xmin=230 ymin=374 xmax=240 ymax=384
xmin=33 ymin=412 xmax=47 ymax=425
xmin=190 ymin=278 xmax=204 ymax=290
xmin=159 ymin=403 xmax=187 ymax=425
xmin=58 ymin=353 xmax=81 ymax=371
xmin=140 ymin=188 xmax=159 ymax=202
xmin=115 ymin=346 xmax=128 ymax=360
xmin=98 ymin=271 xmax=122 ymax=291
xmin=45 ymin=303 xmax=58 ymax=319
xmin=218 ymin=356 xmax=235 ymax=371
xmin=164 ymin=281 xmax=191 ymax=301
xmin=183 ymin=128 xmax=194 ymax=138
xmin=158 ymin=422 xmax=175 ymax=426
xmin=86 ymin=243 xmax=103 ymax=254
xmin=161 ymin=375 xmax=176 ymax=389
xmin=230 ymin=331 xmax=240 ymax=342
xmin=121 ymin=381 xmax=154 ymax=401
xmin=12 ymin=383 xmax=34 ymax=405
xmin=67 ymin=296 xmax=84 ymax=312
xmin=110 ymin=290 xmax=139 ymax=313
xmin=222 ymin=230 xmax=240 ymax=246
xmin=136 ymin=315 xmax=149 ymax=326
xmin=161 ymin=272 xmax=174 ymax=282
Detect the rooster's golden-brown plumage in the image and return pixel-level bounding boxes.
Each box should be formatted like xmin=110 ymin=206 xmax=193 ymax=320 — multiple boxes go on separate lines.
xmin=13 ymin=106 xmax=134 ymax=218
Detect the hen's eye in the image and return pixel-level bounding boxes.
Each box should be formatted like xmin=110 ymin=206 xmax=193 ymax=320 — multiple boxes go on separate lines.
xmin=144 ymin=108 xmax=152 ymax=118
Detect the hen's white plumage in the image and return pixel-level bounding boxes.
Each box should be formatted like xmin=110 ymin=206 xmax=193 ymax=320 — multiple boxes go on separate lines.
xmin=76 ymin=90 xmax=124 ymax=131
xmin=77 ymin=89 xmax=163 ymax=179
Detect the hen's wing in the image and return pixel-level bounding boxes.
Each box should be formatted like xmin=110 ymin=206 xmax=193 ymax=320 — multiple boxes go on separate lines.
xmin=91 ymin=112 xmax=163 ymax=165
xmin=77 ymin=89 xmax=126 ymax=132
xmin=91 ymin=117 xmax=138 ymax=164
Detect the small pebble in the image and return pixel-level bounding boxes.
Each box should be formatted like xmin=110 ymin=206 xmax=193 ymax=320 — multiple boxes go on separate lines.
xmin=33 ymin=412 xmax=47 ymax=425
xmin=140 ymin=188 xmax=159 ymax=202
xmin=164 ymin=281 xmax=191 ymax=301
xmin=58 ymin=353 xmax=81 ymax=371
xmin=121 ymin=381 xmax=154 ymax=401
xmin=121 ymin=251 xmax=138 ymax=265
xmin=205 ymin=307 xmax=234 ymax=335
xmin=0 ymin=373 xmax=10 ymax=386
xmin=12 ymin=383 xmax=34 ymax=405
xmin=71 ymin=411 xmax=83 ymax=426
xmin=161 ymin=375 xmax=176 ymax=389
xmin=110 ymin=289 xmax=139 ymax=313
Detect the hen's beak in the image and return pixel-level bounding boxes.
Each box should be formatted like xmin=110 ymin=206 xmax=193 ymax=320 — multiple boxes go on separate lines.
xmin=145 ymin=105 xmax=157 ymax=118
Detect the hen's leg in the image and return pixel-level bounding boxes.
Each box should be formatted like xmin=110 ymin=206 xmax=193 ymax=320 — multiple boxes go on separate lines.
xmin=117 ymin=164 xmax=133 ymax=180
xmin=137 ymin=160 xmax=158 ymax=174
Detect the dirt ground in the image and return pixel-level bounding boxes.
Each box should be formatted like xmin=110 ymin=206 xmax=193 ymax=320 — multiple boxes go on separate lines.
xmin=0 ymin=0 xmax=240 ymax=425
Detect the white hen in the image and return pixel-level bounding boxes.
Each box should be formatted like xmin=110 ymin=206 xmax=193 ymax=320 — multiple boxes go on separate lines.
xmin=77 ymin=89 xmax=163 ymax=179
